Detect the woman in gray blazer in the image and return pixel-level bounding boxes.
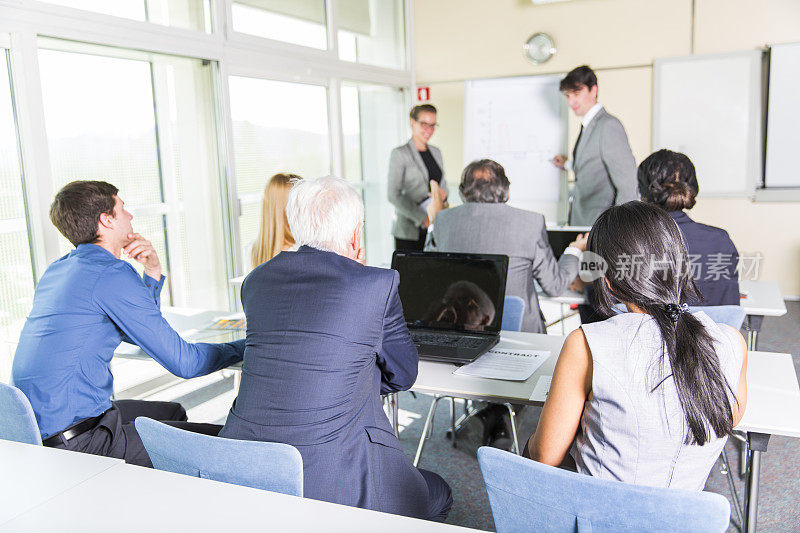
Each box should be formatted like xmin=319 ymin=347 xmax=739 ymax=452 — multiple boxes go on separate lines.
xmin=387 ymin=104 xmax=449 ymax=251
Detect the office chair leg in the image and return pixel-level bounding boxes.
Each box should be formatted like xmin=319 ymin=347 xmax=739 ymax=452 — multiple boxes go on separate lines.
xmin=721 ymin=448 xmax=744 ymax=525
xmin=503 ymin=403 xmax=520 ymax=455
xmin=414 ymin=395 xmax=443 ymax=467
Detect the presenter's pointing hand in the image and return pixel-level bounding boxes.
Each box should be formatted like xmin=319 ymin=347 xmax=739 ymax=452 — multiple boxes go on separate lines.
xmin=551 ymin=154 xmax=567 ymax=170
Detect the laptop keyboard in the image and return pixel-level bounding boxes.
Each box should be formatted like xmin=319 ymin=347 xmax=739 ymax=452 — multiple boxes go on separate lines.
xmin=411 ymin=332 xmax=486 ymax=348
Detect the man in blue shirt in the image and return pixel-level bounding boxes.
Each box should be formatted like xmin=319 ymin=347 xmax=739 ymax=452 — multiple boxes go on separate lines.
xmin=12 ymin=180 xmax=244 ymax=466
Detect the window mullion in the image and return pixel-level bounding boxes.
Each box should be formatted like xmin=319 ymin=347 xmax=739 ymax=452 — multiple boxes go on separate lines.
xmin=8 ymin=31 xmax=60 ymax=277
xmin=328 ymin=77 xmax=345 ymax=179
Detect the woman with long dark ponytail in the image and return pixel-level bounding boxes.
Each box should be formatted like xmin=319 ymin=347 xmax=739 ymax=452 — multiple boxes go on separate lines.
xmin=527 ymin=201 xmax=747 ymax=490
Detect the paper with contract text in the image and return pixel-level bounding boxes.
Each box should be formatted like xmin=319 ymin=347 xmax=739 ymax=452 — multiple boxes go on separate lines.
xmin=454 ymin=348 xmax=550 ymax=381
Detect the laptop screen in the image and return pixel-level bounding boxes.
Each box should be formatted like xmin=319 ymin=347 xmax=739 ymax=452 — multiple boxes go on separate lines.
xmin=391 ymin=251 xmax=508 ymax=334
xmin=546 ymin=226 xmax=591 ymax=257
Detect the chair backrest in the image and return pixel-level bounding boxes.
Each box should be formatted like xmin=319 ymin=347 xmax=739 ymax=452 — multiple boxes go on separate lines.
xmin=134 ymin=417 xmax=303 ymax=497
xmin=0 ymin=382 xmax=42 ymax=445
xmin=501 ymin=296 xmax=526 ymax=332
xmin=477 ymin=447 xmax=730 ymax=533
xmin=689 ymin=305 xmax=746 ymax=331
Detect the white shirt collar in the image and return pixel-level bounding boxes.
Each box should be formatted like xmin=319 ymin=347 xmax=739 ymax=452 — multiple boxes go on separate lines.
xmin=581 ymin=103 xmax=603 ymax=127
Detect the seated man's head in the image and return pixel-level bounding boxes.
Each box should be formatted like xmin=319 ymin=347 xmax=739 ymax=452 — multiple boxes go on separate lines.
xmin=286 ymin=176 xmax=364 ymax=259
xmin=49 ymin=180 xmax=133 ymax=249
xmin=459 ymin=159 xmax=510 ymax=204
xmin=637 ymin=149 xmax=699 ymax=212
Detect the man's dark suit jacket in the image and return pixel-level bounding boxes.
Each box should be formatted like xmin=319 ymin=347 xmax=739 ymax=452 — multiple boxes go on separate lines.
xmin=219 ymin=246 xmax=432 ymax=517
xmin=668 ymin=210 xmax=740 ymax=306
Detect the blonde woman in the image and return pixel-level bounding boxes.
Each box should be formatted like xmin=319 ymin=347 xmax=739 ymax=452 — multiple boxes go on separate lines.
xmin=250 ymin=173 xmax=301 ymax=269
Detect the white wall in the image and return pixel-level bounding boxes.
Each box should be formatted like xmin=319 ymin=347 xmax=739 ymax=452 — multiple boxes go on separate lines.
xmin=413 ymin=0 xmax=800 ymax=296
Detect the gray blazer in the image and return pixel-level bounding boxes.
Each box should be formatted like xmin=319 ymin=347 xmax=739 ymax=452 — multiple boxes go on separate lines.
xmin=426 ymin=202 xmax=578 ymax=333
xmin=387 ymin=139 xmax=448 ymax=240
xmin=571 ymin=108 xmax=637 ymax=226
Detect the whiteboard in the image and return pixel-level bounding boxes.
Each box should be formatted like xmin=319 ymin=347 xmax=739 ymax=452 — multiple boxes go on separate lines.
xmin=765 ymin=42 xmax=800 ymax=187
xmin=463 ymin=75 xmax=567 ymax=222
xmin=653 ymin=51 xmax=762 ymax=197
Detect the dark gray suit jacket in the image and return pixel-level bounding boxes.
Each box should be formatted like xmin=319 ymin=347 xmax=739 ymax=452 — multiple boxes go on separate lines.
xmin=571 ymin=108 xmax=637 ymax=225
xmin=387 ymin=139 xmax=448 ymax=240
xmin=426 ymin=203 xmax=579 ymax=333
xmin=220 ymin=246 xmax=435 ymax=518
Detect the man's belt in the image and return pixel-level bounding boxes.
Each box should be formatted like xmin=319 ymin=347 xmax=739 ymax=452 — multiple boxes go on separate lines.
xmin=42 ymin=411 xmax=108 ymax=447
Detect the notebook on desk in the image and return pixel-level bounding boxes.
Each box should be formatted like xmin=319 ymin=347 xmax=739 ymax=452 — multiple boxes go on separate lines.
xmin=391 ymin=251 xmax=509 ymax=365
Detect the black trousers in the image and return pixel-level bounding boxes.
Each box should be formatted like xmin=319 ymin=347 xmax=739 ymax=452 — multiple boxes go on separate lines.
xmin=49 ymin=400 xmax=221 ymax=467
xmin=394 ymin=228 xmax=428 ymax=252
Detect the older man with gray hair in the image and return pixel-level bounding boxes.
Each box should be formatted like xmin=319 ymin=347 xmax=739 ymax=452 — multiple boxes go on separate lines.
xmin=220 ymin=176 xmax=452 ymax=521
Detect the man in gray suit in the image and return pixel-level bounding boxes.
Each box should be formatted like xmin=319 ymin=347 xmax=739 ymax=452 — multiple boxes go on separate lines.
xmin=426 ymin=159 xmax=586 ymax=450
xmin=427 ymin=159 xmax=585 ymax=334
xmin=552 ymin=65 xmax=637 ymax=226
xmin=388 ymin=104 xmax=449 ymax=251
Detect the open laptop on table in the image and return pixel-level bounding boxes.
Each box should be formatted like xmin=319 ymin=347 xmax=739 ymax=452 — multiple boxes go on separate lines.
xmin=391 ymin=251 xmax=509 ymax=364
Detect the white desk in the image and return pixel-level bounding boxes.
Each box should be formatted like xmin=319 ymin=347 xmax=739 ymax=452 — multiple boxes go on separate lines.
xmin=413 ymin=333 xmax=800 ymax=533
xmin=738 ymin=280 xmax=788 ymax=350
xmin=117 ymin=309 xmax=799 ymax=532
xmin=0 ymin=439 xmax=122 ymax=524
xmin=413 ymin=331 xmax=564 ymax=405
xmin=736 ymin=350 xmax=800 ymax=532
xmin=0 ymin=446 xmax=480 ymax=532
xmin=538 ymin=280 xmax=788 ymax=350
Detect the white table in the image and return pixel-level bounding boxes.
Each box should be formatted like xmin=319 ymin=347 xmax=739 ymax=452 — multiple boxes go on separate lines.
xmin=538 ymin=279 xmax=788 ymax=350
xmin=738 ymin=280 xmax=788 ymax=350
xmin=412 ymin=333 xmax=800 ymax=533
xmin=0 ymin=444 xmax=480 ymax=532
xmin=413 ymin=331 xmax=563 ymax=405
xmin=736 ymin=350 xmax=800 ymax=533
xmin=117 ymin=308 xmax=800 ymax=532
xmin=0 ymin=439 xmax=122 ymax=524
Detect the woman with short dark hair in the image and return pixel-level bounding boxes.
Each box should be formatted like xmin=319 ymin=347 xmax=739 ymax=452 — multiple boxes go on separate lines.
xmin=528 ymin=201 xmax=747 ymax=491
xmin=638 ymin=149 xmax=740 ymax=305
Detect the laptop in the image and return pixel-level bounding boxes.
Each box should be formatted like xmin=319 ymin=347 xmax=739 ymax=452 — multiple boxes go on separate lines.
xmin=546 ymin=225 xmax=592 ymax=257
xmin=391 ymin=251 xmax=509 ymax=364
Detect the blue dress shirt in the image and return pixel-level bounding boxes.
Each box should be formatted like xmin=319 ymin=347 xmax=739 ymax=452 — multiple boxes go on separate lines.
xmin=12 ymin=244 xmax=244 ymax=438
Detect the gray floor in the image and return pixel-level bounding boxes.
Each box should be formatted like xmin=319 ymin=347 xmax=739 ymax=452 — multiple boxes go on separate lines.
xmin=113 ymin=301 xmax=800 ymax=532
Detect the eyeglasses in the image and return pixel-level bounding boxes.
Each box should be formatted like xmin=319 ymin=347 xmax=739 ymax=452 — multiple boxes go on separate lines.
xmin=415 ymin=120 xmax=438 ymax=130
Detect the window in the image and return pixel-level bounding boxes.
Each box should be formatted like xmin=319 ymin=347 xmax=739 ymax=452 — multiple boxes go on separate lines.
xmin=0 ymin=49 xmax=35 ymax=382
xmin=38 ymin=40 xmax=231 ymax=310
xmin=340 ymin=82 xmax=407 ymax=266
xmin=39 ymin=0 xmax=212 ymax=32
xmin=231 ymin=0 xmax=327 ymax=49
xmin=337 ymin=0 xmax=406 ymax=69
xmin=228 ymin=76 xmax=330 ymax=269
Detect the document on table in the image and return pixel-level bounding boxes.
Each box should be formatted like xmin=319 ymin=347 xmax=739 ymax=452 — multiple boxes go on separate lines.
xmin=454 ymin=348 xmax=550 ymax=381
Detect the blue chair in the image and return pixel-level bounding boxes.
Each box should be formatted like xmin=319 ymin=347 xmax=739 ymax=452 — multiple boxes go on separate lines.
xmin=134 ymin=417 xmax=303 ymax=497
xmin=0 ymin=382 xmax=42 ymax=445
xmin=501 ymin=296 xmax=526 ymax=332
xmin=478 ymin=447 xmax=730 ymax=533
xmin=689 ymin=305 xmax=746 ymax=330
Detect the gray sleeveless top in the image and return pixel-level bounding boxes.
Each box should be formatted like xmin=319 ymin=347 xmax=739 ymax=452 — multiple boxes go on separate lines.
xmin=572 ymin=311 xmax=743 ymax=491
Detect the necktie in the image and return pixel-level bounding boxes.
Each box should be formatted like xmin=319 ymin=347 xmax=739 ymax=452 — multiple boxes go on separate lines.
xmin=572 ymin=124 xmax=584 ymax=162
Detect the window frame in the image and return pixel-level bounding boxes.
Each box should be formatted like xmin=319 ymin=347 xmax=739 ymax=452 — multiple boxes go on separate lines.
xmin=0 ymin=0 xmax=414 ymax=306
